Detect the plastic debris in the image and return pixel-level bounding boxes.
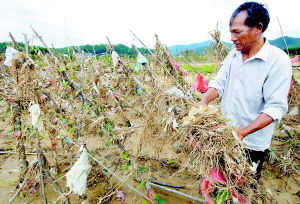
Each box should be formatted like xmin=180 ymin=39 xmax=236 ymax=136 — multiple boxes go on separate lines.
xmin=291 ymin=55 xmax=298 ymax=64
xmin=172 ymin=118 xmax=179 ymax=129
xmin=146 ymin=188 xmax=156 ymax=203
xmin=166 ymin=87 xmax=185 ymax=98
xmin=112 ymin=51 xmax=119 ymax=68
xmin=115 ymin=191 xmax=126 ymax=202
xmin=40 ymin=94 xmax=47 ymax=101
xmin=65 ymin=146 xmax=92 ymax=196
xmin=4 ymin=47 xmax=19 ymax=66
xmin=201 ymin=169 xmax=248 ymax=204
xmin=191 ymin=74 xmax=208 ymax=93
xmin=134 ymin=53 xmax=148 ymax=72
xmin=28 ymin=104 xmax=41 ymax=129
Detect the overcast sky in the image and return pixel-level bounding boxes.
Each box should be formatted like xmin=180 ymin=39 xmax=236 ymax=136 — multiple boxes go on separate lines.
xmin=1 ymin=0 xmax=299 ymax=48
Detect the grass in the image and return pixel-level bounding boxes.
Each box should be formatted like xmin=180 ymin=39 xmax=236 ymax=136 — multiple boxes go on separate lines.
xmin=181 ymin=64 xmax=217 ymax=74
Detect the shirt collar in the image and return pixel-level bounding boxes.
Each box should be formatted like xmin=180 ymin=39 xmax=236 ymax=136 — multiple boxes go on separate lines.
xmin=232 ymin=39 xmax=269 ymax=62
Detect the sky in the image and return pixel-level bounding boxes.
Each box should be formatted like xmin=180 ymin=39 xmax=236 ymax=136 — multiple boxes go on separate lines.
xmin=1 ymin=0 xmax=300 ymax=49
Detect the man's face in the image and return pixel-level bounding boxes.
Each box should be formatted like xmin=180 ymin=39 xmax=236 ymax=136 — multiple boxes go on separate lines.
xmin=230 ymin=10 xmax=259 ymax=53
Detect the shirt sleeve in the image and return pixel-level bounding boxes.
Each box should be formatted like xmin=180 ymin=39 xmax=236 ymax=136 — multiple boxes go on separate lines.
xmin=209 ymin=52 xmax=233 ymax=97
xmin=261 ymin=57 xmax=292 ymax=122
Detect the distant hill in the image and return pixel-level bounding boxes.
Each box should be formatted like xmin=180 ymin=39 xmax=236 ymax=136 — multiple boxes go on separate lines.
xmin=169 ymin=41 xmax=211 ymax=55
xmin=169 ymin=36 xmax=300 ymax=55
xmin=269 ymin=36 xmax=300 ymax=50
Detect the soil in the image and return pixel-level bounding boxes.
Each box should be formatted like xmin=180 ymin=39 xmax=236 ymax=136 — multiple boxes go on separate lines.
xmin=0 ymin=57 xmax=299 ymax=204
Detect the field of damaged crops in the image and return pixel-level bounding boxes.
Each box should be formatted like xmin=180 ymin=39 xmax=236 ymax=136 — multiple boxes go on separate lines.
xmin=0 ymin=32 xmax=299 ymax=204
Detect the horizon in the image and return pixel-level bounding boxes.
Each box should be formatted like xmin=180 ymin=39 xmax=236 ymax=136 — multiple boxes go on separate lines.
xmin=1 ymin=35 xmax=298 ymax=49
xmin=1 ymin=0 xmax=300 ymax=49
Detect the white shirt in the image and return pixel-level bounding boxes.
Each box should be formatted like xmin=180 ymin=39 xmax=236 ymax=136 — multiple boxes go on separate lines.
xmin=209 ymin=40 xmax=292 ymax=151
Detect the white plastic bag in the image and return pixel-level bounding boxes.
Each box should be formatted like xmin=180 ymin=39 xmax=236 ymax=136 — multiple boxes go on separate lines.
xmin=112 ymin=51 xmax=119 ymax=68
xmin=66 ymin=146 xmax=92 ymax=196
xmin=166 ymin=87 xmax=185 ymax=98
xmin=4 ymin=47 xmax=19 ymax=66
xmin=28 ymin=104 xmax=41 ymax=129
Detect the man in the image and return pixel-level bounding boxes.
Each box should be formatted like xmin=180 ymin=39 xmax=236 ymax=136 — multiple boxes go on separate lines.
xmin=197 ymin=2 xmax=292 ymax=180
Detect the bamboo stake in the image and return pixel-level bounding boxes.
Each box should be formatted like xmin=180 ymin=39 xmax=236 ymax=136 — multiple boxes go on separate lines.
xmin=276 ymin=17 xmax=289 ymax=56
xmin=9 ymin=32 xmax=21 ymax=51
xmin=106 ymin=36 xmax=129 ymax=75
xmin=41 ymin=91 xmax=64 ymax=115
xmin=9 ymin=160 xmax=38 ymax=204
xmin=37 ymin=134 xmax=47 ymax=204
xmin=50 ymin=130 xmax=153 ymax=203
xmin=41 ymin=153 xmax=71 ymax=204
xmin=177 ymin=50 xmax=200 ymax=74
xmin=30 ymin=25 xmax=56 ymax=61
xmin=23 ymin=33 xmax=29 ymax=55
xmin=148 ymin=182 xmax=205 ymax=203
xmin=129 ymin=30 xmax=195 ymax=102
xmin=15 ymin=108 xmax=29 ymax=186
xmin=30 ymin=25 xmax=100 ymax=116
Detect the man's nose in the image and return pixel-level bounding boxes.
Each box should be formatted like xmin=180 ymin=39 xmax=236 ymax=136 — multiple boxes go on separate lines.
xmin=231 ymin=33 xmax=237 ymax=42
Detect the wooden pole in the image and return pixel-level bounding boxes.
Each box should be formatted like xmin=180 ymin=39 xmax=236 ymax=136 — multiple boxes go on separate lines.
xmin=9 ymin=32 xmax=21 ymax=51
xmin=177 ymin=50 xmax=200 ymax=74
xmin=30 ymin=25 xmax=100 ymax=116
xmin=23 ymin=33 xmax=29 ymax=55
xmin=129 ymin=30 xmax=195 ymax=102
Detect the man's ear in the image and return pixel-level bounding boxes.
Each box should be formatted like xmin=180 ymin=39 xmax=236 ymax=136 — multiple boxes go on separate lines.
xmin=256 ymin=22 xmax=263 ymax=32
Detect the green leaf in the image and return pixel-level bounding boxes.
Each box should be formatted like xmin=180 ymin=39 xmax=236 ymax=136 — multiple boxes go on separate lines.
xmin=167 ymin=160 xmax=176 ymax=164
xmin=269 ymin=148 xmax=275 ymax=153
xmin=122 ymin=163 xmax=128 ymax=171
xmin=140 ymin=200 xmax=149 ymax=204
xmin=139 ymin=167 xmax=146 ymax=171
xmin=106 ymin=123 xmax=112 ymax=132
xmin=106 ymin=140 xmax=111 ymax=147
xmin=127 ymin=160 xmax=131 ymax=166
xmin=157 ymin=198 xmax=166 ymax=204
xmin=83 ymin=105 xmax=91 ymax=109
xmin=216 ymin=189 xmax=228 ymax=204
xmin=288 ymin=130 xmax=293 ymax=137
xmin=75 ymin=89 xmax=82 ymax=96
xmin=68 ymin=120 xmax=74 ymax=125
xmin=59 ymin=119 xmax=67 ymax=124
xmin=152 ymin=193 xmax=158 ymax=199
xmin=122 ymin=151 xmax=129 ymax=160
xmin=70 ymin=126 xmax=75 ymax=134
xmin=61 ymin=81 xmax=68 ymax=87
xmin=140 ymin=180 xmax=145 ymax=188
xmin=59 ymin=66 xmax=66 ymax=72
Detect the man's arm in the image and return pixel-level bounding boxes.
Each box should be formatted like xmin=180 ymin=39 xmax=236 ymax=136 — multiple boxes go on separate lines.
xmin=235 ymin=113 xmax=274 ymax=140
xmin=196 ymin=88 xmax=218 ymax=107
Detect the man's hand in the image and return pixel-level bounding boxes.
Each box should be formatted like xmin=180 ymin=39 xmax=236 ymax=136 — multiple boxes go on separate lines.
xmin=195 ymin=88 xmax=218 ymax=108
xmin=235 ymin=128 xmax=247 ymax=141
xmin=196 ymin=101 xmax=208 ymax=108
xmin=234 ymin=113 xmax=274 ymax=141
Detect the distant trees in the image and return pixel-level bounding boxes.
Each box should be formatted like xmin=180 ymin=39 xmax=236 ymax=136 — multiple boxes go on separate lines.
xmin=54 ymin=44 xmax=151 ymax=56
xmin=0 ymin=42 xmax=151 ymax=56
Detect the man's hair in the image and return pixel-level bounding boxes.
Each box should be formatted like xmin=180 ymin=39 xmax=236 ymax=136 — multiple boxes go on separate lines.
xmin=230 ymin=2 xmax=270 ymax=32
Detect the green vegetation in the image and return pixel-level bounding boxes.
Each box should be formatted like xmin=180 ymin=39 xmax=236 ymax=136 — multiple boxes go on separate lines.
xmin=182 ymin=64 xmax=217 ymax=74
xmin=0 ymin=42 xmax=48 ymax=54
xmin=0 ymin=41 xmax=151 ymax=56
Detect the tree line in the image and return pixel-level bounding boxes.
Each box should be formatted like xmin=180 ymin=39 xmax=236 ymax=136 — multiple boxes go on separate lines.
xmin=0 ymin=42 xmax=151 ymax=56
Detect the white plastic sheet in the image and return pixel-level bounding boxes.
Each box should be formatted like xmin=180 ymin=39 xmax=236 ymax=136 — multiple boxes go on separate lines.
xmin=166 ymin=87 xmax=185 ymax=98
xmin=28 ymin=104 xmax=41 ymax=129
xmin=66 ymin=146 xmax=92 ymax=196
xmin=112 ymin=51 xmax=119 ymax=68
xmin=4 ymin=47 xmax=19 ymax=66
